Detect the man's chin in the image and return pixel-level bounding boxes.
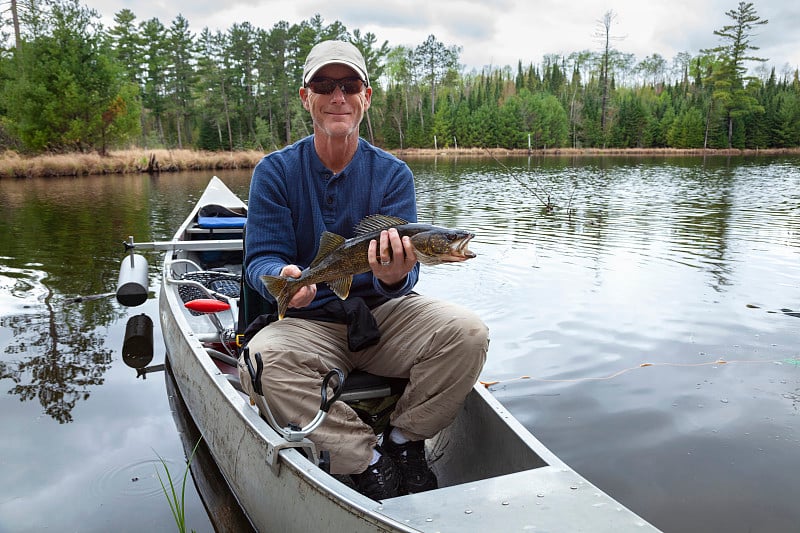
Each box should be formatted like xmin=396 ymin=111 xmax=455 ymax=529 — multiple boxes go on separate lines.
xmin=317 ymin=122 xmax=360 ymax=138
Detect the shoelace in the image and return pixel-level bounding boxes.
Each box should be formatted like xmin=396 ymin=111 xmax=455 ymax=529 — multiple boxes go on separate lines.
xmin=392 ymin=444 xmax=430 ymax=480
xmin=356 ymin=456 xmax=397 ymax=497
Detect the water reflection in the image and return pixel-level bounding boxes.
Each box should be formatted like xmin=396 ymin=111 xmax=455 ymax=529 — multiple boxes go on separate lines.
xmin=0 ymin=264 xmax=114 ymax=423
xmin=412 ymin=156 xmax=799 ymax=298
xmin=0 ymin=175 xmax=156 ymax=423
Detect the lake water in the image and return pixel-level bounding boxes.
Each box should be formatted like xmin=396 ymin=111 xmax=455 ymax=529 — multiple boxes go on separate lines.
xmin=1 ymin=155 xmax=798 ymax=532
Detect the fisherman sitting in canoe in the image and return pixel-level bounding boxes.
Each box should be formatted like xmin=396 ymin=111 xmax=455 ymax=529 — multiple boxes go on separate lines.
xmin=238 ymin=40 xmax=489 ymax=501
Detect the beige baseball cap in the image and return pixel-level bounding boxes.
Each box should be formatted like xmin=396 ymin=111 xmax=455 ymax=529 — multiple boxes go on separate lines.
xmin=303 ymin=40 xmax=369 ymax=86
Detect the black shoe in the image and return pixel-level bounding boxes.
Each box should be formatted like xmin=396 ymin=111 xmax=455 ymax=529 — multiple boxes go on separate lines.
xmin=383 ymin=437 xmax=438 ymax=494
xmin=351 ymin=449 xmax=401 ymax=501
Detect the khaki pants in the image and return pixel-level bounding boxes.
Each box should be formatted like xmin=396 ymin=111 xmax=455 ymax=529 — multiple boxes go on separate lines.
xmin=238 ymin=293 xmax=489 ymax=475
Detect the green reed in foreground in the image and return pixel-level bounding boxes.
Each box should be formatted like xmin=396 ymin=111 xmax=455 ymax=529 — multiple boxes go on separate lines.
xmin=155 ymin=438 xmax=203 ymax=533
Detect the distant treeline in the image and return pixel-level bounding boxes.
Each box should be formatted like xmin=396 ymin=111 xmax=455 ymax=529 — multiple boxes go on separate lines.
xmin=1 ymin=0 xmax=798 ymax=155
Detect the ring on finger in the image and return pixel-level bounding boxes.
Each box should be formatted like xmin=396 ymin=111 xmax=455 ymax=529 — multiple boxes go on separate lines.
xmin=381 ymin=260 xmax=391 ymax=266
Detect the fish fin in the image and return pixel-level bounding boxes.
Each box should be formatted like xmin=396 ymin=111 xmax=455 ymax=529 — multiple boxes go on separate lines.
xmin=260 ymin=275 xmax=292 ymax=320
xmin=327 ymin=276 xmax=353 ymax=300
xmin=353 ymin=215 xmax=408 ymax=236
xmin=310 ymin=231 xmax=346 ymax=268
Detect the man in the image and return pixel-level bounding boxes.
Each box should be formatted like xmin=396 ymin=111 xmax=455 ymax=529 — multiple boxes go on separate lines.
xmin=238 ymin=40 xmax=488 ymax=500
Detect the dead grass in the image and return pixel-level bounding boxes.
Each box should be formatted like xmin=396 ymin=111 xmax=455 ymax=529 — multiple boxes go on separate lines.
xmin=0 ymin=148 xmax=265 ymax=178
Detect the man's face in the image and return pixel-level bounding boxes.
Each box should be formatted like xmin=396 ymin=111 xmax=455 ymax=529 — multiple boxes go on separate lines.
xmin=300 ymin=63 xmax=372 ymax=139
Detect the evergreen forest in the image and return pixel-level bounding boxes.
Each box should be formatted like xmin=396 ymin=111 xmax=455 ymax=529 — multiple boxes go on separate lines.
xmin=1 ymin=0 xmax=798 ymax=155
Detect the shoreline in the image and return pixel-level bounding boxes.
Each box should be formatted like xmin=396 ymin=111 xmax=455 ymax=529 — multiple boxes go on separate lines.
xmin=396 ymin=146 xmax=800 ymax=157
xmin=2 ymin=146 xmax=799 ymax=178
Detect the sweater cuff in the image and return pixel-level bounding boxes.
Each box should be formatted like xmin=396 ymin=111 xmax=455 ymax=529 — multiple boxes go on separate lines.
xmin=374 ymin=275 xmax=412 ymax=298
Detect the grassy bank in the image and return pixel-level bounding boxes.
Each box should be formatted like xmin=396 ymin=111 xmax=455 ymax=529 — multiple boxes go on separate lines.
xmin=0 ymin=148 xmax=265 ymax=178
xmin=2 ymin=147 xmax=799 ymax=178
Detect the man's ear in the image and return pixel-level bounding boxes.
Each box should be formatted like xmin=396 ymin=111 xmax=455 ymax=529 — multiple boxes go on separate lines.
xmin=363 ymin=86 xmax=372 ymax=110
xmin=299 ymin=87 xmax=311 ymax=111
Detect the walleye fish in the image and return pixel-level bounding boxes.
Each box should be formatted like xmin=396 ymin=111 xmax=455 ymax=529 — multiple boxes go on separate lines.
xmin=261 ymin=214 xmax=476 ymax=319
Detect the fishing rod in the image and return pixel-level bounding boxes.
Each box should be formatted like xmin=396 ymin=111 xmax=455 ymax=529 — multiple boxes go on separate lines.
xmin=484 ymin=148 xmax=556 ymax=211
xmin=413 ymin=151 xmax=557 ymax=209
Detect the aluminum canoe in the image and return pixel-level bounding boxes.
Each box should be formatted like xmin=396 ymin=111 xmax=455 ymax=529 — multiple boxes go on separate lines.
xmin=157 ymin=176 xmax=662 ymax=532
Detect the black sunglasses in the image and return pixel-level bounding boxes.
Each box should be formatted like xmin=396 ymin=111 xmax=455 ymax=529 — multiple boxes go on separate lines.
xmin=306 ymin=77 xmax=365 ymax=95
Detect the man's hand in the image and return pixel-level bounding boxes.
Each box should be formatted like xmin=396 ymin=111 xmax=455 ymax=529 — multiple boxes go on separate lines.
xmin=280 ymin=264 xmax=316 ymax=309
xmin=368 ymin=228 xmax=417 ymax=288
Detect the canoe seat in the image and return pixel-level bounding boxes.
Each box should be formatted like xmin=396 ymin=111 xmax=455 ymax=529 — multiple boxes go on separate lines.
xmin=226 ymin=367 xmax=405 ymax=401
xmin=339 ymin=370 xmax=407 ymax=401
xmin=228 ymin=366 xmax=406 ymax=435
xmin=196 ymin=203 xmax=247 ymax=230
xmin=186 ymin=205 xmax=247 ymax=262
xmin=341 ymin=371 xmax=407 ymax=435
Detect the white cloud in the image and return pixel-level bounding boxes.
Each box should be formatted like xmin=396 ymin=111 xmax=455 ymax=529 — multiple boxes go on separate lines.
xmin=86 ymin=0 xmax=800 ymax=73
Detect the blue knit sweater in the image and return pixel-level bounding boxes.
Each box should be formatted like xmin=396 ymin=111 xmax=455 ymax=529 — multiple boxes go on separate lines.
xmin=245 ymin=135 xmax=420 ymax=311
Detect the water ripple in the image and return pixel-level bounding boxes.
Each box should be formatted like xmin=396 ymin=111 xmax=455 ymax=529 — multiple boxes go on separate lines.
xmin=0 ymin=263 xmax=49 ymax=315
xmin=90 ymin=457 xmax=182 ymax=500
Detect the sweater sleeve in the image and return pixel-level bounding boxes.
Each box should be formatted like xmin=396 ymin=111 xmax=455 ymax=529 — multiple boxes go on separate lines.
xmin=244 ymin=155 xmax=296 ymax=300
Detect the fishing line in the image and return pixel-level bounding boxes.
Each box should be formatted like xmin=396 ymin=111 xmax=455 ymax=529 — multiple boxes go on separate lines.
xmin=411 ymin=150 xmax=562 ymax=213
xmin=484 ymin=148 xmax=556 ymax=210
xmin=480 ymin=357 xmax=800 ymax=387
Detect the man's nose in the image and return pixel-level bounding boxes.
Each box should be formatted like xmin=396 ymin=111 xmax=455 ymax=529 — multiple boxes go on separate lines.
xmin=330 ymin=85 xmax=347 ymax=102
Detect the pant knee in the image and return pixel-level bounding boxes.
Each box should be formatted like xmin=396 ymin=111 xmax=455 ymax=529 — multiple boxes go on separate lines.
xmin=447 ymin=312 xmax=489 ymax=362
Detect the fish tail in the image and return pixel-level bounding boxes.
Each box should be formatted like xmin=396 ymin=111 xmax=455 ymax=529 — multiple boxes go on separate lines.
xmin=261 ymin=275 xmax=295 ymax=320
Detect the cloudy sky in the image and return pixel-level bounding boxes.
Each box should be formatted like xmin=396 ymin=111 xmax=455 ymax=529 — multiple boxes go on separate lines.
xmin=85 ymin=0 xmax=799 ymax=76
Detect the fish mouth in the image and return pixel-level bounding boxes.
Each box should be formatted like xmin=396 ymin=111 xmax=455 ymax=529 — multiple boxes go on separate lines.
xmin=445 ymin=233 xmax=476 ymax=261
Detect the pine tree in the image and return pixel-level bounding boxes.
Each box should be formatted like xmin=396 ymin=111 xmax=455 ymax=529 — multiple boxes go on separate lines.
xmin=701 ymin=2 xmax=768 ymax=147
xmin=1 ymin=0 xmax=138 ymax=153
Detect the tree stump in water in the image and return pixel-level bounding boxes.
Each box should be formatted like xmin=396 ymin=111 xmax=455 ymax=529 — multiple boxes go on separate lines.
xmin=146 ymin=153 xmax=160 ymax=174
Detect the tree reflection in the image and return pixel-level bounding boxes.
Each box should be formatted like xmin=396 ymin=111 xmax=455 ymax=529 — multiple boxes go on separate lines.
xmin=1 ymin=287 xmax=114 ymax=424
